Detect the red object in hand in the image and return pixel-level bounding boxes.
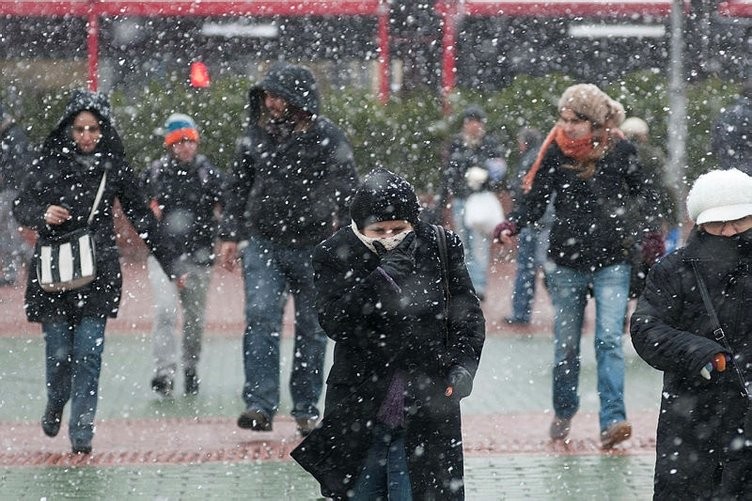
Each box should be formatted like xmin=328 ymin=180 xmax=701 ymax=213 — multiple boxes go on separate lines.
xmin=493 ymin=220 xmax=518 ymax=241
xmin=712 ymin=352 xmax=728 ymax=372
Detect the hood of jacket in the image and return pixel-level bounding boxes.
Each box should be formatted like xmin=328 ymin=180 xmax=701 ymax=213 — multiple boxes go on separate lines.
xmin=248 ymin=63 xmax=320 ymax=122
xmin=41 ymin=89 xmax=124 ymax=159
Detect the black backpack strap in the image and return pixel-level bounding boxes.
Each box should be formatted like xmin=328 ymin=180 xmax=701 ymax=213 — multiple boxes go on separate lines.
xmin=432 ymin=224 xmax=450 ymax=303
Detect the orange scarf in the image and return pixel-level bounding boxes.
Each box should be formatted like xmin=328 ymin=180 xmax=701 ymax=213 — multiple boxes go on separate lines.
xmin=521 ymin=125 xmax=617 ymax=193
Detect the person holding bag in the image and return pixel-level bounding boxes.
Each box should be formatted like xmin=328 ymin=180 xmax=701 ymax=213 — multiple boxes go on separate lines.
xmin=292 ymin=168 xmax=485 ymax=500
xmin=631 ymin=168 xmax=752 ymax=498
xmin=13 ymin=90 xmax=179 ymax=455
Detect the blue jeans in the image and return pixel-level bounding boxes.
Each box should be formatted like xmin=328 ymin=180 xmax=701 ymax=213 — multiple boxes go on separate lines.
xmin=241 ymin=235 xmax=326 ymax=419
xmin=43 ymin=316 xmax=107 ymax=445
xmin=546 ymin=263 xmax=630 ymax=432
xmin=510 ymin=227 xmax=541 ymax=323
xmin=352 ymin=426 xmax=412 ymax=500
xmin=451 ymin=198 xmax=489 ymax=297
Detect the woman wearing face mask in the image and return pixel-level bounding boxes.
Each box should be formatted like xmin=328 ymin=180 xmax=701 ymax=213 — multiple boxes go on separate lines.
xmin=13 ymin=90 xmax=179 ymax=455
xmin=292 ymin=168 xmax=485 ymax=500
xmin=631 ymin=168 xmax=752 ymax=499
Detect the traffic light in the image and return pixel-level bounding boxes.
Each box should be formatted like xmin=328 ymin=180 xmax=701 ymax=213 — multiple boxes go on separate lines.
xmin=189 ymin=61 xmax=211 ymax=88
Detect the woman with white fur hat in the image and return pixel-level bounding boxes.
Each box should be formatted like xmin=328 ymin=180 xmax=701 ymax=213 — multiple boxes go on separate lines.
xmin=632 ymin=168 xmax=752 ymax=498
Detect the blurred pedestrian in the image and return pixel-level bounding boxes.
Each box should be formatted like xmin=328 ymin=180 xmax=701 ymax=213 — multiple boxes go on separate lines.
xmin=494 ymin=83 xmax=663 ymax=449
xmin=505 ymin=126 xmax=551 ymax=325
xmin=142 ymin=113 xmax=225 ymax=397
xmin=631 ymin=168 xmax=752 ymax=498
xmin=218 ymin=63 xmax=359 ymax=436
xmin=621 ymin=116 xmax=680 ymax=278
xmin=711 ymin=78 xmax=752 ymax=175
xmin=440 ymin=105 xmax=507 ymax=300
xmin=292 ymin=168 xmax=485 ymax=500
xmin=0 ymin=101 xmax=34 ymax=286
xmin=13 ymin=90 xmax=180 ymax=454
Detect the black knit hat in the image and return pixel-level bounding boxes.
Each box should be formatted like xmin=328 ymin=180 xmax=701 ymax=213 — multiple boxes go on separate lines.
xmin=462 ymin=105 xmax=486 ymax=122
xmin=350 ymin=168 xmax=421 ymax=231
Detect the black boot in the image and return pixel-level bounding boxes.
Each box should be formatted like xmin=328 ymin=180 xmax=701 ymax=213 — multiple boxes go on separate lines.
xmin=41 ymin=404 xmax=63 ymax=437
xmin=184 ymin=368 xmax=199 ymax=396
xmin=151 ymin=374 xmax=174 ymax=397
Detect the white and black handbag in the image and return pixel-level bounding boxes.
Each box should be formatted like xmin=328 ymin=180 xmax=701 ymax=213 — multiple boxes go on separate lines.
xmin=36 ymin=173 xmax=106 ymax=293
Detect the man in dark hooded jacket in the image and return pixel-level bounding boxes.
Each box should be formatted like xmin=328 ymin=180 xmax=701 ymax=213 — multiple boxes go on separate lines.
xmin=218 ymin=63 xmax=358 ymax=436
xmin=711 ymin=79 xmax=752 ymax=175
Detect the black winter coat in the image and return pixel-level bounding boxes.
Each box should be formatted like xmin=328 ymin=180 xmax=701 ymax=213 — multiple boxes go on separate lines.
xmin=13 ymin=91 xmax=176 ymax=323
xmin=631 ymin=228 xmax=752 ymax=499
xmin=509 ymin=138 xmax=658 ymax=271
xmin=219 ymin=66 xmax=358 ymax=247
xmin=141 ymin=153 xmax=224 ymax=265
xmin=291 ymin=222 xmax=485 ymax=500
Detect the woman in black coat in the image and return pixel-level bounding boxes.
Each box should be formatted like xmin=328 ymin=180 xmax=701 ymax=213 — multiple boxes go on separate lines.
xmin=292 ymin=168 xmax=485 ymax=500
xmin=631 ymin=168 xmax=752 ymax=499
xmin=13 ymin=90 xmax=177 ymax=455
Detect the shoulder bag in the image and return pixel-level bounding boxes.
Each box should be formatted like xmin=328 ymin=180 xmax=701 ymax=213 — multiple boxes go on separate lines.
xmin=36 ymin=172 xmax=107 ymax=292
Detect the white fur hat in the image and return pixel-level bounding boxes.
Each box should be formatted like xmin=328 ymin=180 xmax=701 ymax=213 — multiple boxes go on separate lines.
xmin=686 ymin=168 xmax=752 ymax=224
xmin=621 ymin=117 xmax=649 ymax=138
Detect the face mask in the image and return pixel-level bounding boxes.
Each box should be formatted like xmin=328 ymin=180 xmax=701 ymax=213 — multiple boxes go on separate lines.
xmin=351 ymin=221 xmax=412 ymax=254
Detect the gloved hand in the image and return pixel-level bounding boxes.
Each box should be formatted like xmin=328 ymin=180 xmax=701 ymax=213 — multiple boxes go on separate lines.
xmin=374 ymin=232 xmax=418 ymax=280
xmin=444 ymin=365 xmax=473 ymax=399
xmin=700 ymin=352 xmax=731 ymax=380
xmin=641 ymin=232 xmax=665 ymax=266
xmin=493 ymin=220 xmax=518 ymax=242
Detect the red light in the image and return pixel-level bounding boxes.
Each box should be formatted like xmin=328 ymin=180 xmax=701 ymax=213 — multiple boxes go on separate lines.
xmin=190 ymin=61 xmax=211 ymax=88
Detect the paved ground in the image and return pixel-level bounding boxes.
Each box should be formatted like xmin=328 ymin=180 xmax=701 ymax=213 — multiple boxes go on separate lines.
xmin=0 ymin=255 xmax=663 ymax=498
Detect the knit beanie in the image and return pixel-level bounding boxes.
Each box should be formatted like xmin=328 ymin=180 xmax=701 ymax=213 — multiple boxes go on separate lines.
xmin=350 ymin=168 xmax=421 ymax=231
xmin=462 ymin=105 xmax=487 ymax=122
xmin=558 ymin=83 xmax=622 ymax=127
xmin=686 ymin=168 xmax=752 ymax=224
xmin=164 ymin=113 xmax=199 ymax=147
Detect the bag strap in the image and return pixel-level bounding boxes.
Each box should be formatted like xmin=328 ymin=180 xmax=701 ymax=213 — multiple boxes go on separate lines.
xmin=86 ymin=172 xmax=107 ymax=226
xmin=691 ymin=261 xmax=749 ymax=398
xmin=432 ymin=224 xmax=450 ymax=303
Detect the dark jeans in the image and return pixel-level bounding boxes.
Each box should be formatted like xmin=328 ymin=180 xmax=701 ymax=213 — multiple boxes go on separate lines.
xmin=240 ymin=235 xmax=326 ymax=419
xmin=352 ymin=426 xmax=412 ymax=500
xmin=43 ymin=316 xmax=107 ymax=445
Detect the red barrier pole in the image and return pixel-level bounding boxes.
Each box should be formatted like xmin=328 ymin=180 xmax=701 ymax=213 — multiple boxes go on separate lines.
xmin=440 ymin=1 xmax=458 ymax=115
xmin=377 ymin=1 xmax=390 ymax=104
xmin=87 ymin=9 xmax=99 ymax=91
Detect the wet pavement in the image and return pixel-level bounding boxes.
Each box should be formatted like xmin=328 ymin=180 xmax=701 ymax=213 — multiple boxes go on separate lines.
xmin=0 ymin=258 xmax=662 ymax=499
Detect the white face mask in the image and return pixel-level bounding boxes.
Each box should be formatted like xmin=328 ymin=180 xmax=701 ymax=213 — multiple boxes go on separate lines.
xmin=351 ymin=221 xmax=412 ymax=254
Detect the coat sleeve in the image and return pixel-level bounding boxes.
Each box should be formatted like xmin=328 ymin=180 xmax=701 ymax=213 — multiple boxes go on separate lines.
xmin=326 ymin=132 xmax=358 ymax=230
xmin=630 ymin=255 xmax=725 ymax=378
xmin=445 ymin=230 xmax=485 ymax=377
xmin=218 ymin=135 xmax=255 ymax=241
xmin=312 ymin=240 xmax=416 ymax=347
xmin=115 ymin=160 xmax=179 ymax=277
xmin=12 ymin=160 xmax=48 ymax=231
xmin=508 ymin=146 xmax=556 ymax=229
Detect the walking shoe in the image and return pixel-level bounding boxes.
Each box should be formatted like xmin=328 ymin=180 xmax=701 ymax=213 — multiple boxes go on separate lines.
xmin=295 ymin=417 xmax=319 ymax=437
xmin=549 ymin=417 xmax=572 ymax=440
xmin=601 ymin=421 xmax=632 ymax=450
xmin=41 ymin=405 xmax=63 ymax=437
xmin=237 ymin=408 xmax=272 ymax=431
xmin=151 ymin=375 xmax=174 ymax=397
xmin=184 ymin=368 xmax=199 ymax=396
xmin=71 ymin=440 xmax=92 ymax=455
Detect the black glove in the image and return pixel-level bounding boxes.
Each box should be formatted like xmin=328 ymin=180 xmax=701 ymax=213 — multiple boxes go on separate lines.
xmin=446 ymin=365 xmax=473 ymax=399
xmin=374 ymin=232 xmax=418 ymax=280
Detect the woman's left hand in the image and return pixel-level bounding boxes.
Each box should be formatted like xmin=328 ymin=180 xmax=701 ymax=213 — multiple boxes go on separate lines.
xmin=44 ymin=205 xmax=71 ymax=226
